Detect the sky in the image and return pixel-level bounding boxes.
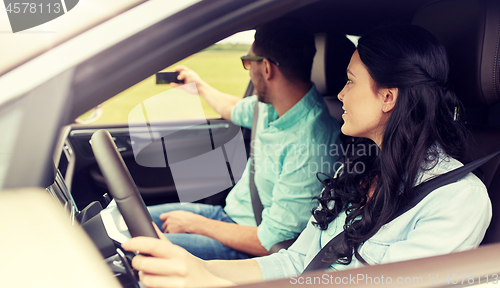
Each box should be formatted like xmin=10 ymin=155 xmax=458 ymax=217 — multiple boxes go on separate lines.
xmin=217 ymin=30 xmax=255 ymax=44
xmin=219 ymin=30 xmax=358 ymax=47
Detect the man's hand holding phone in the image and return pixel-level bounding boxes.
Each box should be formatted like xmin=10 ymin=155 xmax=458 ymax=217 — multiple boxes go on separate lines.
xmin=157 ymin=66 xmax=206 ymax=95
xmin=156 ymin=72 xmax=184 ymax=84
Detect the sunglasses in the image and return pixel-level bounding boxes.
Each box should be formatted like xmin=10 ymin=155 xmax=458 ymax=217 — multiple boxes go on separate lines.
xmin=240 ymin=55 xmax=280 ymax=70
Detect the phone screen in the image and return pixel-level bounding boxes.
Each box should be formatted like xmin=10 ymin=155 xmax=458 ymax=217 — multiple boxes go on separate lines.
xmin=156 ymin=72 xmax=184 ymax=84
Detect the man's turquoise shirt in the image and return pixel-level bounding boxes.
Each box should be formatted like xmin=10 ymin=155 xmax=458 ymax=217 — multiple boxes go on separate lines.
xmin=225 ymin=85 xmax=342 ymax=250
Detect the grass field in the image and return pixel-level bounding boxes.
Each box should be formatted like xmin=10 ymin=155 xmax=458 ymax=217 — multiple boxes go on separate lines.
xmin=77 ymin=49 xmax=251 ymax=124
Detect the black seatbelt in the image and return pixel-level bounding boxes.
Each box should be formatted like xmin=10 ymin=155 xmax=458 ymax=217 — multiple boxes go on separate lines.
xmin=249 ymin=100 xmax=298 ymax=252
xmin=303 ymin=150 xmax=500 ymax=273
xmin=250 ymin=100 xmax=264 ymax=225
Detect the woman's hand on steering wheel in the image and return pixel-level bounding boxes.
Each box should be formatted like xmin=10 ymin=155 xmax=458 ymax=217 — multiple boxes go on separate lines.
xmin=122 ymin=224 xmax=234 ymax=288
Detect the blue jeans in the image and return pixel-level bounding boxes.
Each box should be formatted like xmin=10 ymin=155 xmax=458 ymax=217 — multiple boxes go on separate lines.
xmin=148 ymin=203 xmax=253 ymax=260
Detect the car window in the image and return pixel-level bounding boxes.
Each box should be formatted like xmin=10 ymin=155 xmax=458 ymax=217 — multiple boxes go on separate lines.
xmin=75 ymin=31 xmax=254 ymax=124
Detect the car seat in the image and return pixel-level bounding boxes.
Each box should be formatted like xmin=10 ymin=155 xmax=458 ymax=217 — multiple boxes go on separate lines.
xmin=267 ymin=32 xmax=355 ymax=253
xmin=412 ymin=0 xmax=500 ymax=244
xmin=311 ymin=32 xmax=356 ymax=126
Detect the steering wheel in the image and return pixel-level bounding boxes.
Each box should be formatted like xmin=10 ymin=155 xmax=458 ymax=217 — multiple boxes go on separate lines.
xmin=91 ymin=129 xmax=158 ymax=239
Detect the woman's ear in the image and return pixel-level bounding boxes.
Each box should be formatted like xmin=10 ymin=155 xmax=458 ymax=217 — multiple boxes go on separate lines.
xmin=381 ymin=88 xmax=398 ymax=113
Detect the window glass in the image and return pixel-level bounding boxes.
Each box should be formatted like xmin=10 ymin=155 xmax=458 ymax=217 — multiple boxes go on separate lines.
xmin=76 ymin=31 xmax=254 ymax=124
xmin=346 ymin=34 xmax=360 ymax=47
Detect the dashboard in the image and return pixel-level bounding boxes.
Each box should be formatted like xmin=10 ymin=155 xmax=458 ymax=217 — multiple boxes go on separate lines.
xmin=46 ymin=169 xmax=78 ymax=226
xmin=47 ymin=127 xmax=140 ymax=288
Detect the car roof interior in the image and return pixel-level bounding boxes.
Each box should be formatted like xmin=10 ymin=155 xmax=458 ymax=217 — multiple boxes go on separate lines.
xmin=286 ymin=0 xmax=438 ymax=35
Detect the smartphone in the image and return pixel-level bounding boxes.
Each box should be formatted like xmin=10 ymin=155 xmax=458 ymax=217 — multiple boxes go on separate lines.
xmin=156 ymin=72 xmax=184 ymax=84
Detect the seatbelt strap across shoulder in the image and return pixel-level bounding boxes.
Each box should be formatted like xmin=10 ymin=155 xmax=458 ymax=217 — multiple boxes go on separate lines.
xmin=303 ymin=150 xmax=500 ymax=273
xmin=249 ymin=99 xmax=299 ymax=253
xmin=250 ymin=99 xmax=264 ymax=225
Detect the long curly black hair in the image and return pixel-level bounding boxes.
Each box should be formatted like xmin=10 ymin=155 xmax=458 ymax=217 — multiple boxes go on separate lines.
xmin=312 ymin=25 xmax=469 ymax=265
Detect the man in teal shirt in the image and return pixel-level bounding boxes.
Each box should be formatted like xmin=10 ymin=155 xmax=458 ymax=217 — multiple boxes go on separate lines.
xmin=148 ymin=19 xmax=341 ymax=260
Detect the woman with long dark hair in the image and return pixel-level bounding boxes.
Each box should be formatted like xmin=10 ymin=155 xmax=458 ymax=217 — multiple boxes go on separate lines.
xmin=121 ymin=25 xmax=491 ymax=287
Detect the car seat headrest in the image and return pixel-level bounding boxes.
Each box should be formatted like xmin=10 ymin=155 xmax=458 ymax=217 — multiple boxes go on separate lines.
xmin=412 ymin=0 xmax=500 ymax=108
xmin=312 ymin=32 xmax=356 ymax=96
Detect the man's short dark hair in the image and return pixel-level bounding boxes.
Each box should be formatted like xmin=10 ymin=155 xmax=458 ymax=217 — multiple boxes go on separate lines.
xmin=253 ymin=18 xmax=316 ymax=83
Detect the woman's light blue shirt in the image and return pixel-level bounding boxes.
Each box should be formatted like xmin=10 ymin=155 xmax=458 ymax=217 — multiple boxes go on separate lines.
xmin=255 ymin=149 xmax=492 ymax=280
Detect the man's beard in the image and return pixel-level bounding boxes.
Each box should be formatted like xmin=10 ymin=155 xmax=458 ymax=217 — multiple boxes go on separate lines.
xmin=257 ymin=90 xmax=267 ymax=103
xmin=254 ymin=73 xmax=268 ymax=103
